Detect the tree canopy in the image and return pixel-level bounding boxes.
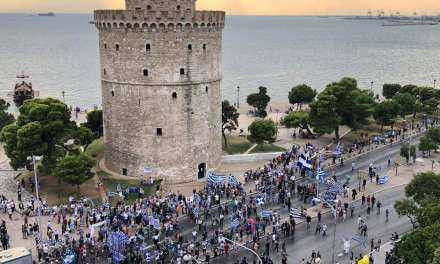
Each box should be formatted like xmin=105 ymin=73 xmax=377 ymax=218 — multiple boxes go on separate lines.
xmin=53 ymin=153 xmax=95 ymax=191
xmin=382 ymin=83 xmax=402 ymax=99
xmin=393 ymin=92 xmax=417 ymax=117
xmin=419 ymin=136 xmax=437 ymax=156
xmin=83 ymin=109 xmax=103 ymax=138
xmin=309 ymin=77 xmax=375 ymax=139
xmin=0 ymin=99 xmax=15 ymax=131
xmin=288 ymin=84 xmax=316 ymax=109
xmin=0 ymin=98 xmax=93 ymax=175
xmin=221 ymin=100 xmax=239 ymax=147
xmin=247 ymin=86 xmax=271 ymax=118
xmin=281 ymin=110 xmax=314 ymax=136
xmin=248 ymin=119 xmax=278 ymax=144
xmin=373 ymin=100 xmax=399 ymax=132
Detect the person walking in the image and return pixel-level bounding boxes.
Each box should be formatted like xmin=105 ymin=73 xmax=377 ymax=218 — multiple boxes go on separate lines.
xmin=376 ymin=201 xmax=382 ymax=215
xmin=385 ymin=209 xmax=390 ymax=222
xmin=322 ymin=223 xmax=327 ymax=238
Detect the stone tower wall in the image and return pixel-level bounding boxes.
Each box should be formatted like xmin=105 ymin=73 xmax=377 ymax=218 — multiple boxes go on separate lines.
xmin=94 ymin=2 xmax=225 ymax=184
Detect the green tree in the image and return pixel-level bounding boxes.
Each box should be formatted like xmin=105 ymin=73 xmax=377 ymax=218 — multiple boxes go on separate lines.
xmin=248 ymin=119 xmax=278 ymax=144
xmin=382 ymin=83 xmax=402 ymax=99
xmin=431 ymin=248 xmax=440 ymax=264
xmin=395 ymin=223 xmax=440 ymax=264
xmin=221 ymin=100 xmax=239 ymax=147
xmin=373 ymin=100 xmax=399 ymax=132
xmin=427 ymin=127 xmax=440 ymax=144
xmin=416 ymin=201 xmax=440 ymax=228
xmin=395 ymin=198 xmax=419 ymax=229
xmin=247 ymin=87 xmax=271 ymax=118
xmin=419 ymin=136 xmax=437 ymax=157
xmin=0 ymin=98 xmax=85 ymax=174
xmin=393 ymin=92 xmax=417 ymax=117
xmin=309 ymin=93 xmax=340 ymax=138
xmin=281 ymin=110 xmax=314 ymax=136
xmin=83 ymin=110 xmax=103 ymax=138
xmin=0 ymin=99 xmax=15 ymax=131
xmin=405 ymin=172 xmax=440 ymax=204
xmin=76 ymin=126 xmax=94 ymax=150
xmin=400 ymin=84 xmax=419 ymax=96
xmin=309 ymin=77 xmax=375 ymax=139
xmin=410 ymin=145 xmax=417 ymax=163
xmin=400 ymin=143 xmax=410 ymax=163
xmin=53 ymin=153 xmax=95 ymax=193
xmin=288 ymin=84 xmax=317 ymax=110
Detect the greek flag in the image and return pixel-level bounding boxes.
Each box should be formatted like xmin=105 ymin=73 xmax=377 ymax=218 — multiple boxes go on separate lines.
xmin=379 ymin=175 xmax=389 ymax=185
xmin=230 ymin=218 xmax=240 ymax=229
xmin=193 ymin=207 xmax=200 ymax=217
xmin=228 ymin=175 xmax=240 ymax=186
xmin=207 ymin=172 xmax=226 ymax=184
xmin=149 ymin=217 xmax=161 ymax=230
xmin=333 ymin=143 xmax=343 ymax=156
xmin=259 ymin=210 xmax=272 ymax=218
xmin=290 ymin=208 xmax=303 ymax=219
xmin=352 ymin=235 xmax=367 ymax=248
xmin=298 ymin=154 xmax=312 ymax=170
xmin=316 ymin=167 xmax=326 ymax=183
xmin=256 ymin=195 xmax=265 ymax=206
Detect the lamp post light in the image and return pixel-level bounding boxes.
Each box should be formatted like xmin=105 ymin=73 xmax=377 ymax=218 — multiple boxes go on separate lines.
xmin=434 ymin=79 xmax=437 ymax=89
xmin=62 ymin=91 xmax=66 ymax=103
xmin=370 ymin=81 xmax=374 ymax=92
xmin=237 ymin=86 xmax=240 ymax=109
xmin=28 ymin=155 xmax=42 ymax=239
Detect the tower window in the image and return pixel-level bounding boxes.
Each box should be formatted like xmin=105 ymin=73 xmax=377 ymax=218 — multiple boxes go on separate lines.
xmin=180 ymin=68 xmax=185 ymax=75
xmin=188 ymin=44 xmax=192 ymax=51
xmin=147 ymin=5 xmax=152 ymax=10
xmin=115 ymin=44 xmax=120 ymax=51
xmin=203 ymin=44 xmax=206 ymax=50
xmin=103 ymin=69 xmax=107 ymax=75
xmin=122 ymin=168 xmax=127 ymax=176
xmin=205 ymin=86 xmax=209 ymax=93
xmin=143 ymin=69 xmax=149 ymax=76
xmin=177 ymin=5 xmax=181 ymax=10
xmin=172 ymin=92 xmax=177 ymax=99
xmin=146 ymin=43 xmax=151 ymax=52
xmin=156 ymin=128 xmax=163 ymax=136
xmin=111 ymin=91 xmax=115 ymax=97
xmin=104 ymin=43 xmax=107 ymax=49
xmin=135 ymin=7 xmax=142 ymax=11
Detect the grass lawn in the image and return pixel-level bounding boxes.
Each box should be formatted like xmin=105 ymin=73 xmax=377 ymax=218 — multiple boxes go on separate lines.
xmin=85 ymin=138 xmax=104 ymax=158
xmin=249 ymin=144 xmax=287 ymax=154
xmin=222 ymin=135 xmax=253 ymax=155
xmin=99 ymin=172 xmax=160 ymax=204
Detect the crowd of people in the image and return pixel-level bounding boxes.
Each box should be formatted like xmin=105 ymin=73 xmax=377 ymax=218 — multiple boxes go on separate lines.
xmin=0 ymin=119 xmax=433 ymax=264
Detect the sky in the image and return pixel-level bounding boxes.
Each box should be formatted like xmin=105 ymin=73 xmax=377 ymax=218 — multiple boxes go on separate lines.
xmin=1 ymin=0 xmax=440 ymax=16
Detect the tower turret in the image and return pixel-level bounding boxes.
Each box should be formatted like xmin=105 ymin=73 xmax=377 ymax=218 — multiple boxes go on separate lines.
xmin=94 ymin=1 xmax=225 ymax=185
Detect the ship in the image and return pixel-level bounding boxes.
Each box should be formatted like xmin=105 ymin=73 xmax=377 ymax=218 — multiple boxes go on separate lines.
xmin=38 ymin=12 xmax=55 ymax=17
xmin=12 ymin=74 xmax=36 ymax=107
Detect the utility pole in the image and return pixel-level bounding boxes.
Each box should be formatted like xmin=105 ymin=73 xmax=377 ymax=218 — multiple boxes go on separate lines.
xmin=370 ymin=81 xmax=374 ymax=92
xmin=62 ymin=91 xmax=66 ymax=103
xmin=237 ymin=86 xmax=240 ymax=108
xmin=434 ymin=79 xmax=437 ymax=89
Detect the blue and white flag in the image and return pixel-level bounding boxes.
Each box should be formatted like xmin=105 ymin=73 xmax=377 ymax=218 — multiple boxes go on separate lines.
xmin=230 ymin=218 xmax=240 ymax=229
xmin=207 ymin=172 xmax=226 ymax=184
xmin=193 ymin=207 xmax=200 ymax=218
xmin=149 ymin=217 xmax=161 ymax=230
xmin=228 ymin=175 xmax=240 ymax=186
xmin=290 ymin=208 xmax=303 ymax=219
xmin=333 ymin=142 xmax=343 ymax=156
xmin=352 ymin=235 xmax=367 ymax=248
xmin=297 ymin=154 xmax=312 ymax=170
xmin=317 ymin=167 xmax=326 ymax=183
xmin=256 ymin=195 xmax=265 ymax=206
xmin=259 ymin=210 xmax=272 ymax=218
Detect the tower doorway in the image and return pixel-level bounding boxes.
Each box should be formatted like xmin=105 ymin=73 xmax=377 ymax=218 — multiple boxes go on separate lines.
xmin=198 ymin=163 xmax=206 ymax=179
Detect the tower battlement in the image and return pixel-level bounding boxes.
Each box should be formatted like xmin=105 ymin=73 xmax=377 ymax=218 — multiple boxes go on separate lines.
xmin=94 ymin=10 xmax=225 ymax=31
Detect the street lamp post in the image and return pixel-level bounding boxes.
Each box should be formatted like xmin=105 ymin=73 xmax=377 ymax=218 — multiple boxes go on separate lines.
xmin=434 ymin=79 xmax=437 ymax=89
xmin=370 ymin=81 xmax=374 ymax=92
xmin=223 ymin=237 xmax=263 ymax=264
xmin=322 ymin=199 xmax=337 ymax=264
xmin=30 ymin=155 xmax=42 ymax=239
xmin=237 ymin=86 xmax=240 ymax=108
xmin=62 ymin=91 xmax=66 ymax=103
